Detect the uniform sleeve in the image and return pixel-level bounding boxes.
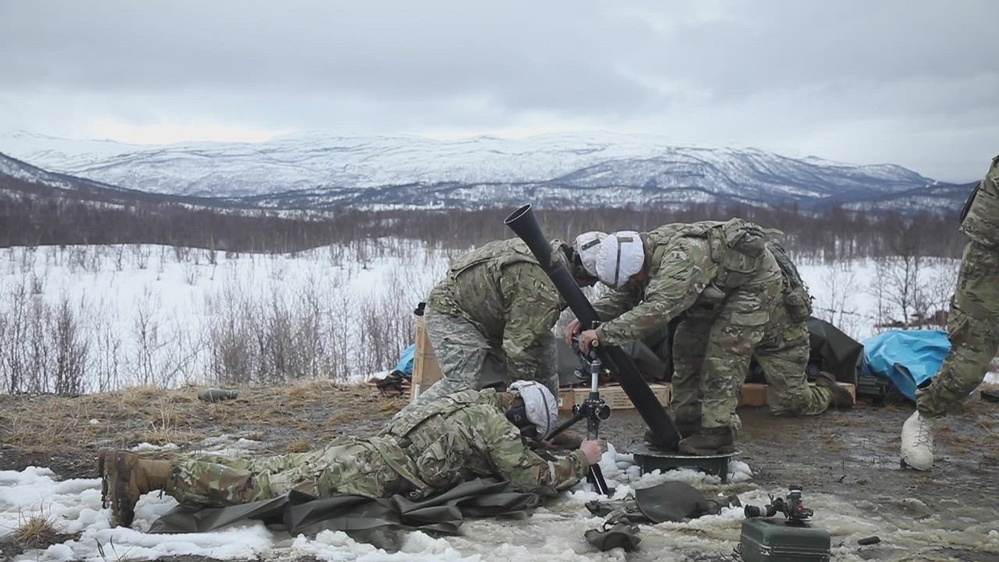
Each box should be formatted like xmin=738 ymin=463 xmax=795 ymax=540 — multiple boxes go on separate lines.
xmin=596 ymin=238 xmax=719 ymax=345
xmin=499 ymin=263 xmax=562 ymax=381
xmin=464 ymin=407 xmax=589 ymax=495
xmin=590 ymin=286 xmax=643 ymax=322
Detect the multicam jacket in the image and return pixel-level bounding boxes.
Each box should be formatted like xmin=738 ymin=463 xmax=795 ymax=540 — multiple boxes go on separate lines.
xmin=426 ymin=238 xmax=567 ymax=382
xmin=592 ymin=218 xmax=778 ymax=345
xmin=377 ymin=388 xmax=589 ymax=497
xmin=961 ymin=154 xmax=999 ymax=247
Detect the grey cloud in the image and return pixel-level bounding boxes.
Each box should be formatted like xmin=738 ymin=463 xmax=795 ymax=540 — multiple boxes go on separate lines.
xmin=0 ymin=0 xmax=996 ymax=181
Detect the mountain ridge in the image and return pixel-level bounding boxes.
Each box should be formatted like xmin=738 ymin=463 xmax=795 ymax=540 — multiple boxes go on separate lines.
xmin=0 ymin=131 xmax=974 ymax=212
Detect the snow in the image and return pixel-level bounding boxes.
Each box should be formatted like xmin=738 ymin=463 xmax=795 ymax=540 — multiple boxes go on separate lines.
xmin=0 ymin=242 xmax=981 ymax=393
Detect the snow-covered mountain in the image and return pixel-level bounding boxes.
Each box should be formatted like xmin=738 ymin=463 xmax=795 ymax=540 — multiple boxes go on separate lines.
xmin=0 ymin=130 xmax=974 ymax=211
xmin=0 ymin=150 xmax=145 ymax=200
xmin=0 ymin=150 xmax=245 ymax=209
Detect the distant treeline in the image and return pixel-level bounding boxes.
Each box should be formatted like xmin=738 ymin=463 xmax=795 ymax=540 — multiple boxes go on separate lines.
xmin=0 ymin=174 xmax=966 ymax=259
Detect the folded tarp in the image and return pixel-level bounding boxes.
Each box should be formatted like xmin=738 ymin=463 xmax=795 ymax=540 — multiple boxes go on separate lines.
xmin=861 ymin=330 xmax=950 ymax=402
xmin=148 ymin=477 xmax=542 ymax=537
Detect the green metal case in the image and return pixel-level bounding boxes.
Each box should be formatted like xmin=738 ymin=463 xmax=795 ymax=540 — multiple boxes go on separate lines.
xmin=738 ymin=517 xmax=831 ymax=562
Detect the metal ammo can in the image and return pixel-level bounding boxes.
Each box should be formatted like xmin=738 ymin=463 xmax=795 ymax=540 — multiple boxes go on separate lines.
xmin=738 ymin=517 xmax=831 ymax=562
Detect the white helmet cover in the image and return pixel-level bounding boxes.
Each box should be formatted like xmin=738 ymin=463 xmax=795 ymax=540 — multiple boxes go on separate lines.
xmin=573 ymin=231 xmax=607 ymax=277
xmin=595 ymin=231 xmax=645 ymax=288
xmin=508 ymin=380 xmax=559 ymax=439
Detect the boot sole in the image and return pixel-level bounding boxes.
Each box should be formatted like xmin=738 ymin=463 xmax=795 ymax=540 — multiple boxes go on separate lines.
xmin=900 ymin=457 xmax=932 ymax=471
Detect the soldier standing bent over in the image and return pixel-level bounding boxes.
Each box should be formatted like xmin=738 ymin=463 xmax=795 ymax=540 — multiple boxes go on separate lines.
xmin=568 ymin=220 xmax=851 ymax=456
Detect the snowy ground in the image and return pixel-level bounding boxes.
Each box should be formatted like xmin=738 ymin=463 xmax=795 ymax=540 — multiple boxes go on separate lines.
xmin=5 ymin=427 xmax=999 ymax=562
xmin=0 ymin=243 xmax=987 ymax=392
xmin=0 ymin=439 xmax=887 ymax=562
xmin=0 ymin=436 xmax=754 ymax=562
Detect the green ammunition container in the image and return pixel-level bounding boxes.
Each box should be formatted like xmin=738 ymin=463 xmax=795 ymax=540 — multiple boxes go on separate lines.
xmin=738 ymin=517 xmax=830 ymax=562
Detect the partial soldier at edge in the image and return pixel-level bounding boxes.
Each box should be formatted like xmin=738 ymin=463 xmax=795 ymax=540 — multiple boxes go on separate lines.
xmin=901 ymin=154 xmax=999 ymax=471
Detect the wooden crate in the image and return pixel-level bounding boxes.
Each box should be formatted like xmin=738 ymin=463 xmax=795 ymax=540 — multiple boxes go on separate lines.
xmin=410 ymin=317 xmax=443 ymax=402
xmin=739 ymin=382 xmax=856 ymax=407
xmin=559 ymin=383 xmax=672 ymax=413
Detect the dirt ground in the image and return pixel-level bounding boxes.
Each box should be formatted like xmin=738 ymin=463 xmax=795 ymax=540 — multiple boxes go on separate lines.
xmin=607 ymin=396 xmax=999 ymax=561
xmin=1 ymin=380 xmax=998 ymax=561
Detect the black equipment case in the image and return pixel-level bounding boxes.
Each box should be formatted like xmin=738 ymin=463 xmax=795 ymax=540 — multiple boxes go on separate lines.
xmin=738 ymin=517 xmax=831 ymax=562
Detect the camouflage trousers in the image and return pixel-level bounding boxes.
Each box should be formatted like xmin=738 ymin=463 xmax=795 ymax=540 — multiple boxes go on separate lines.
xmin=917 ymin=241 xmax=999 ymax=417
xmin=671 ymin=291 xmax=830 ymax=429
xmin=161 ymin=436 xmax=411 ymax=508
xmin=756 ymin=314 xmax=832 ymax=418
xmin=402 ymin=308 xmax=557 ymax=412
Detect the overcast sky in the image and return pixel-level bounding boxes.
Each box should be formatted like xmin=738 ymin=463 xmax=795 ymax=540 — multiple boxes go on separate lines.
xmin=0 ymin=0 xmax=996 ymax=182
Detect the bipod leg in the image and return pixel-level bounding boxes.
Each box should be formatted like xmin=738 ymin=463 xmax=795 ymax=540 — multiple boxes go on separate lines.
xmin=589 ymin=464 xmax=611 ymax=496
xmin=581 ymin=394 xmax=614 ymax=496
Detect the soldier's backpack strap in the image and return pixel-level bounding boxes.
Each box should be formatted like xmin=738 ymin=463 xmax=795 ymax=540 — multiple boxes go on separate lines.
xmin=960 ymin=180 xmax=983 ymax=224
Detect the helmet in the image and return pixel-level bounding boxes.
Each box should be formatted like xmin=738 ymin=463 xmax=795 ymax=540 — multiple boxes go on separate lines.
xmin=507 ymin=380 xmax=559 ymax=439
xmin=595 ymin=231 xmax=644 ymax=288
xmin=573 ymin=231 xmax=607 ymax=277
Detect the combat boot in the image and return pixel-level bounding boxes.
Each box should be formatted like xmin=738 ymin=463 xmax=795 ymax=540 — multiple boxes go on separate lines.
xmin=99 ymin=449 xmax=173 ymax=528
xmin=900 ymin=411 xmax=935 ymax=471
xmin=814 ymin=371 xmax=854 ymax=409
xmin=678 ymin=427 xmax=735 ymax=456
xmin=670 ymin=406 xmax=703 ymax=439
xmin=643 ymin=418 xmax=700 ymax=446
xmin=675 ymin=417 xmax=702 ymax=439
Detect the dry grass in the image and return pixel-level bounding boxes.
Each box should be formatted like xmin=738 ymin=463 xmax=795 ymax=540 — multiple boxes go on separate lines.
xmin=285 ymin=438 xmax=313 ymax=453
xmin=13 ymin=514 xmax=57 ymax=550
xmin=0 ymin=382 xmax=405 ymax=479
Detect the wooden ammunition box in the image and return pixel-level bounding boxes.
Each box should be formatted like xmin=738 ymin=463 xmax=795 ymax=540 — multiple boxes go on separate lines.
xmin=410 ymin=317 xmax=443 ymax=401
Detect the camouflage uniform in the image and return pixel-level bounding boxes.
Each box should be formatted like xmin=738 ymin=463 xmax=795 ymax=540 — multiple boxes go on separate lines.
xmin=756 ymin=291 xmax=832 ymax=417
xmin=157 ymin=389 xmax=589 ymax=508
xmin=917 ymin=155 xmax=999 ymax=417
xmin=592 ymin=219 xmax=814 ymax=429
xmin=409 ymin=239 xmax=565 ymax=407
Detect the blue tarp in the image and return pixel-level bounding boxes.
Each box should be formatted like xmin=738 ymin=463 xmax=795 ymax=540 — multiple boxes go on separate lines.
xmin=393 ymin=344 xmax=416 ymax=379
xmin=860 ymin=330 xmax=951 ymax=402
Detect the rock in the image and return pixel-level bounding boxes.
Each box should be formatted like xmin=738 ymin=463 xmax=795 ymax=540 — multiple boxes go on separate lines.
xmin=858 ymin=535 xmax=881 ymax=546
